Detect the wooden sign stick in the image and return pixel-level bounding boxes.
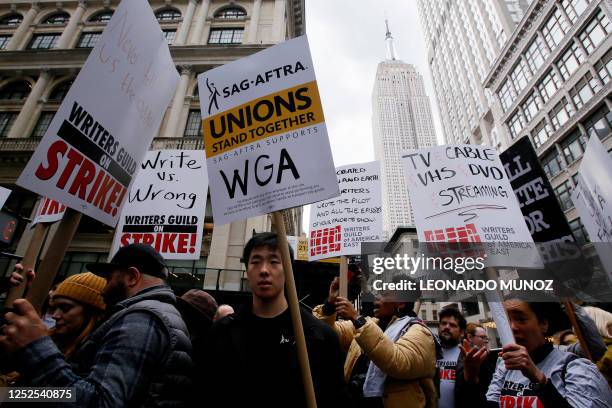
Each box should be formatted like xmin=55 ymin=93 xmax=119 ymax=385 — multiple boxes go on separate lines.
xmin=27 ymin=208 xmax=82 ymax=313
xmin=272 ymin=211 xmax=317 ymax=408
xmin=5 ymin=222 xmax=50 ymax=306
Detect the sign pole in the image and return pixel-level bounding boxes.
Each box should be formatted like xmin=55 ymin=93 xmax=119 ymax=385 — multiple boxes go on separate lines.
xmin=413 ymin=300 xmax=422 ymax=315
xmin=272 ymin=210 xmax=317 ymax=408
xmin=564 ymin=301 xmax=593 ymax=362
xmin=26 ymin=208 xmax=82 ymax=313
xmin=4 ymin=222 xmax=49 ymax=306
xmin=339 ymin=255 xmax=348 ymax=298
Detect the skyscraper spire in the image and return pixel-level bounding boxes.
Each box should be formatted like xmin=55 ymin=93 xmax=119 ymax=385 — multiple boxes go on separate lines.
xmin=385 ymin=19 xmax=398 ymax=61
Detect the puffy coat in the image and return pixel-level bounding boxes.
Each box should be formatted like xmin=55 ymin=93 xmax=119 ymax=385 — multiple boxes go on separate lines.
xmin=313 ymin=305 xmax=438 ymax=408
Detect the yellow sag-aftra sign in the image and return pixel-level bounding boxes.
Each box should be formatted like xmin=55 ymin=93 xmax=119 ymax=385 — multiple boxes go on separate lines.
xmin=198 ymin=35 xmax=339 ymax=225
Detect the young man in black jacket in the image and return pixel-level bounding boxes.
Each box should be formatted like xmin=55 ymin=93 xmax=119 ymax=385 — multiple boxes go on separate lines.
xmin=203 ymin=232 xmax=349 ymax=407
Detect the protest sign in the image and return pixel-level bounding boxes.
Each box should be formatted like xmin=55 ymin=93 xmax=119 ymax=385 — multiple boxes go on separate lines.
xmin=17 ymin=0 xmax=179 ymax=227
xmin=501 ymin=137 xmax=574 ymax=242
xmin=571 ymin=136 xmax=612 ymax=276
xmin=308 ymin=161 xmax=383 ymax=261
xmin=32 ymin=197 xmax=67 ymax=225
xmin=110 ymin=150 xmax=208 ymax=260
xmin=0 ymin=186 xmax=10 ymax=210
xmin=401 ymin=145 xmax=541 ymax=268
xmin=501 ymin=136 xmax=589 ymax=302
xmin=198 ymin=35 xmax=338 ymax=225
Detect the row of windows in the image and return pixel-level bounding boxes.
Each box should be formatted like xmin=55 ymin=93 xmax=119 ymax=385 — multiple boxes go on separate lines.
xmin=0 ymin=6 xmax=245 ymax=27
xmin=21 ymin=26 xmax=245 ymax=50
xmin=498 ymin=7 xmax=610 ymax=112
xmin=0 ymin=108 xmax=202 ymax=139
xmin=540 ymin=104 xmax=612 ymax=182
xmin=506 ymin=46 xmax=611 ymax=143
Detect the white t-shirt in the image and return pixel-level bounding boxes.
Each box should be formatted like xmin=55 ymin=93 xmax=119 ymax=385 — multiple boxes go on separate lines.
xmin=437 ymin=344 xmax=461 ymax=408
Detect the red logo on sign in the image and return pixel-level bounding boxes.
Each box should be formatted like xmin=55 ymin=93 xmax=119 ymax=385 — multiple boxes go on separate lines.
xmin=424 ymin=223 xmax=481 ymax=242
xmin=310 ymin=226 xmax=341 ymax=256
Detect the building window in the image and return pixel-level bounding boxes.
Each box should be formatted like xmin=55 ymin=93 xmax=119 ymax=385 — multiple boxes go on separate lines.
xmin=155 ymin=8 xmax=181 ymax=22
xmin=214 ymin=7 xmax=247 ymax=19
xmin=0 ymin=80 xmax=31 ymax=100
xmin=522 ymin=91 xmax=542 ymax=123
xmin=594 ymin=49 xmax=612 ymax=84
xmin=183 ymin=110 xmax=202 ymax=138
xmin=27 ymin=33 xmax=60 ymax=49
xmin=498 ymin=79 xmax=516 ymax=112
xmin=76 ymin=32 xmax=101 ymax=48
xmin=542 ymin=149 xmax=565 ymax=179
xmin=555 ymin=180 xmax=573 ymax=211
xmin=0 ymin=35 xmax=10 ymax=50
xmin=532 ymin=119 xmax=552 ymax=148
xmin=0 ymin=112 xmax=17 ymax=137
xmin=88 ymin=11 xmax=113 ymax=23
xmin=560 ymin=128 xmax=587 ymax=163
xmin=556 ymin=42 xmax=586 ymax=81
xmin=0 ymin=13 xmax=23 ymax=27
xmin=549 ymin=97 xmax=574 ymax=129
xmin=432 ymin=310 xmax=438 ymax=321
xmin=541 ymin=8 xmax=570 ymax=50
xmin=578 ymin=9 xmax=610 ymax=54
xmin=163 ymin=30 xmax=176 ymax=45
xmin=42 ymin=12 xmax=70 ymax=25
xmin=507 ymin=111 xmax=525 ymax=139
xmin=31 ymin=112 xmax=54 ymax=138
xmin=49 ymin=80 xmax=73 ymax=102
xmin=524 ymin=35 xmax=549 ymax=74
xmin=509 ymin=59 xmax=531 ymax=94
xmin=192 ymin=85 xmax=199 ymax=100
xmin=569 ymin=218 xmax=588 ymax=244
xmin=561 ymin=0 xmax=590 ymax=23
xmin=537 ymin=69 xmax=561 ymax=104
xmin=582 ymin=104 xmax=612 ymax=139
xmin=208 ymin=28 xmax=244 ymax=44
xmin=569 ymin=71 xmax=601 ymax=110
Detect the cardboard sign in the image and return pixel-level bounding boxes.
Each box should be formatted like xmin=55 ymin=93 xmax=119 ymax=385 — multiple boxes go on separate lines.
xmin=32 ymin=197 xmax=67 ymax=225
xmin=110 ymin=150 xmax=208 ymax=260
xmin=0 ymin=186 xmax=10 ymax=210
xmin=401 ymin=145 xmax=541 ymax=268
xmin=198 ymin=35 xmax=338 ymax=225
xmin=571 ymin=136 xmax=612 ymax=276
xmin=308 ymin=161 xmax=383 ymax=261
xmin=17 ymin=0 xmax=179 ymax=227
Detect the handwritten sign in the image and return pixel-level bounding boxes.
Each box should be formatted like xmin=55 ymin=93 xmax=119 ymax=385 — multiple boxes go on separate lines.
xmin=571 ymin=136 xmax=612 ymax=277
xmin=401 ymin=145 xmax=541 ymax=268
xmin=110 ymin=150 xmax=208 ymax=260
xmin=32 ymin=197 xmax=67 ymax=225
xmin=17 ymin=0 xmax=179 ymax=227
xmin=308 ymin=161 xmax=383 ymax=261
xmin=198 ymin=35 xmax=338 ymax=225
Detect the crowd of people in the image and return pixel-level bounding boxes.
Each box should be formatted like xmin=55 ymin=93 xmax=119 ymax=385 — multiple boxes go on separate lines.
xmin=0 ymin=233 xmax=611 ymax=407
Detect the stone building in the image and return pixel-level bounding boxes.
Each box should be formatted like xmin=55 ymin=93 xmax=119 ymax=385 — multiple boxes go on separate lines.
xmin=0 ymin=0 xmax=304 ymax=293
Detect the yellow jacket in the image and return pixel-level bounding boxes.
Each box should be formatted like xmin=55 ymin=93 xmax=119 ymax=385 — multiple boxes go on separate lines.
xmin=313 ymin=305 xmax=438 ymax=408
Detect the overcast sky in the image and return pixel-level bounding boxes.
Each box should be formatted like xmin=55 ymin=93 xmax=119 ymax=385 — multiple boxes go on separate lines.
xmin=301 ymin=0 xmax=443 ymax=233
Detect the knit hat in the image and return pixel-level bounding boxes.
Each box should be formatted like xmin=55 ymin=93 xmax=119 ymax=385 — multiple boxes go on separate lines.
xmin=177 ymin=289 xmax=218 ymax=322
xmin=53 ymin=272 xmax=106 ymax=311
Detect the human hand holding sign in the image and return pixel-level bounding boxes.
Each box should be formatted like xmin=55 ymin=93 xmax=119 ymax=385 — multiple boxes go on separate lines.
xmin=460 ymin=339 xmax=488 ymax=383
xmin=500 ymin=343 xmax=546 ymax=384
xmin=335 ymin=296 xmax=358 ymax=321
xmin=328 ymin=276 xmax=339 ymax=304
xmin=0 ymin=298 xmax=48 ymax=353
xmin=9 ymin=263 xmax=35 ymax=288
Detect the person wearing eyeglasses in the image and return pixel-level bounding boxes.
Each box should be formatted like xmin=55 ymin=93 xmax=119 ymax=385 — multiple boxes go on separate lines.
xmin=466 ymin=324 xmax=489 ymax=350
